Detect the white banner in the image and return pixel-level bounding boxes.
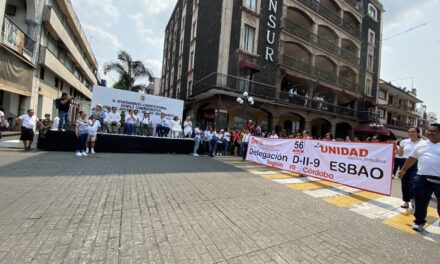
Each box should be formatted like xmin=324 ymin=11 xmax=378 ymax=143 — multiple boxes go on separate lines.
xmin=91 ymin=86 xmax=184 ymax=121
xmin=246 ymin=137 xmax=394 ymax=195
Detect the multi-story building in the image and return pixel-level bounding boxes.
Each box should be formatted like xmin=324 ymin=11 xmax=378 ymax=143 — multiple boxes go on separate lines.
xmin=161 ymin=0 xmax=383 ymax=139
xmin=0 ymin=0 xmax=99 ymax=126
xmin=377 ymin=80 xmax=422 ymax=138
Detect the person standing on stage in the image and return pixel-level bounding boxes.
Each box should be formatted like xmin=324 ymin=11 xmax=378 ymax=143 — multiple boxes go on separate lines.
xmin=16 ymin=109 xmax=40 ymax=151
xmin=242 ymin=130 xmax=250 ymax=162
xmin=55 ymin=92 xmax=71 ymax=131
xmin=396 ymin=127 xmax=422 ymax=209
xmin=398 ymin=124 xmax=440 ymax=232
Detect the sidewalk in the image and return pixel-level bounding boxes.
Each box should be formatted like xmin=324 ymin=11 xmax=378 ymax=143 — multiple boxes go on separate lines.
xmin=0 ymin=151 xmax=439 ymax=263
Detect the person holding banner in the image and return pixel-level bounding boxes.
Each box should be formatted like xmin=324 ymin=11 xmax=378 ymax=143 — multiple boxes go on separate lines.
xmin=242 ymin=130 xmax=250 ymax=162
xmin=398 ymin=124 xmax=440 ymax=232
xmin=396 ymin=128 xmax=422 ymax=209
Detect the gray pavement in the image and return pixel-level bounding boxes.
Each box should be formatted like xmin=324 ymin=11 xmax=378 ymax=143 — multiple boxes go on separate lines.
xmin=0 ymin=150 xmax=439 ymax=264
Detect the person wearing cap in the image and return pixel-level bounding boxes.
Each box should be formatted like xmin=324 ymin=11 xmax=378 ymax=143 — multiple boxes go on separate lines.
xmin=140 ymin=112 xmax=153 ymax=136
xmin=105 ymin=107 xmax=121 ymax=134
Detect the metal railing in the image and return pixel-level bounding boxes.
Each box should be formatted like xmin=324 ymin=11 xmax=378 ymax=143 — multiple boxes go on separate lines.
xmin=358 ymin=111 xmax=379 ymax=122
xmin=192 ymin=72 xmax=277 ymax=98
xmin=297 ymin=0 xmax=361 ymax=39
xmin=280 ymin=55 xmax=359 ymax=91
xmin=2 ymin=16 xmax=35 ymax=56
xmin=343 ymin=0 xmax=365 ymax=13
xmin=279 ymin=92 xmax=357 ymax=118
xmin=283 ymin=20 xmax=360 ymax=65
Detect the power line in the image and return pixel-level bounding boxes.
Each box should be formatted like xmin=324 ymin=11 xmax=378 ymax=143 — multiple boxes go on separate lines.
xmin=383 ymin=18 xmax=440 ymax=41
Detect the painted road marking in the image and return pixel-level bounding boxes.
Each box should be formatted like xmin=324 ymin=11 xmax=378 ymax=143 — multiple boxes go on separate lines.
xmin=323 ymin=191 xmax=384 ymax=207
xmin=216 ymin=157 xmax=440 ymax=242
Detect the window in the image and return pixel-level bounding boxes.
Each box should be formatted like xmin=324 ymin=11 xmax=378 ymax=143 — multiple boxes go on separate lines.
xmin=192 ymin=21 xmax=197 ymax=39
xmin=368 ymin=4 xmax=378 ymax=20
xmin=188 ymin=80 xmax=193 ymax=96
xmin=242 ymin=25 xmax=256 ymax=53
xmin=244 ymin=0 xmax=257 ymax=12
xmin=367 ymin=54 xmax=374 ymax=71
xmin=365 ymin=79 xmax=372 ymax=96
xmin=378 ymin=89 xmax=386 ymax=99
xmin=378 ymin=108 xmax=385 ymax=119
xmin=40 ymin=68 xmax=45 ymax=80
xmin=189 ymin=51 xmax=194 ymax=70
xmin=368 ymin=30 xmax=375 ymax=46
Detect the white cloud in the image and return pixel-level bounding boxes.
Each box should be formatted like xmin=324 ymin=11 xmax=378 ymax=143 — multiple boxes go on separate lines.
xmin=83 ymin=24 xmax=122 ymax=52
xmin=144 ymin=59 xmax=163 ymax=77
xmin=130 ymin=13 xmax=164 ymax=47
xmin=138 ymin=0 xmax=177 ymax=15
xmin=71 ymin=0 xmax=119 ymax=27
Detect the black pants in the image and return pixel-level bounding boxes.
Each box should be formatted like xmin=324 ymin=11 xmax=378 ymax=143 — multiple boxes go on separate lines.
xmin=242 ymin=143 xmax=248 ymax=161
xmin=413 ymin=175 xmax=440 ymax=225
xmin=401 ymin=160 xmax=417 ymax=202
xmin=393 ymin=157 xmax=404 ymax=176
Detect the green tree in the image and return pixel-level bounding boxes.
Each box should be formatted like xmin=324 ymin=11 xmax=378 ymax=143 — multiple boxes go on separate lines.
xmin=103 ymin=50 xmax=152 ymax=92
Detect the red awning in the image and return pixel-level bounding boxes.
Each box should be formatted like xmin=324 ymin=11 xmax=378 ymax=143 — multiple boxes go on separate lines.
xmin=239 ymin=60 xmax=261 ymax=71
xmin=355 ymin=123 xmax=390 ymax=136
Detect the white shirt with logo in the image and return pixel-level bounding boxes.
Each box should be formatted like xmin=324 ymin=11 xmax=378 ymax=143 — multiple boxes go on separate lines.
xmin=410 ymin=140 xmax=440 ymax=177
xmin=19 ymin=115 xmax=38 ymax=129
xmin=106 ymin=112 xmax=121 ymax=122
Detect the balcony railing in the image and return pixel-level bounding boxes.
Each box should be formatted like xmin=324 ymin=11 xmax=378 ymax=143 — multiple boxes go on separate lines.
xmin=280 ymin=55 xmax=359 ymax=91
xmin=387 ymin=120 xmax=414 ymax=129
xmin=283 ymin=20 xmax=360 ymax=65
xmin=358 ymin=111 xmax=379 ymax=122
xmin=298 ymin=0 xmax=361 ymax=39
xmin=280 ymin=92 xmax=357 ymax=118
xmin=2 ymin=16 xmax=35 ymax=57
xmin=192 ymin=72 xmax=360 ymax=120
xmin=343 ymin=0 xmax=365 ymax=13
xmin=192 ymin=72 xmax=277 ymax=98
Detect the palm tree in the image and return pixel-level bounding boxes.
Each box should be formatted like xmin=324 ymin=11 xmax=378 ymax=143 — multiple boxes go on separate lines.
xmin=103 ymin=50 xmax=152 ymax=92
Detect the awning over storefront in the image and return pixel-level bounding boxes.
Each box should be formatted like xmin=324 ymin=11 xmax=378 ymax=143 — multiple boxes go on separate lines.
xmin=355 ymin=123 xmax=390 ymax=136
xmin=239 ymin=60 xmax=261 ymax=71
xmin=0 ymin=46 xmax=33 ymax=96
xmin=388 ymin=128 xmax=408 ymax=139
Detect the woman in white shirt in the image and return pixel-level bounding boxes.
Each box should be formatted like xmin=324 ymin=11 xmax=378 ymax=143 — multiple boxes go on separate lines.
xmin=396 ymin=127 xmax=422 ymax=208
xmin=269 ymin=130 xmax=278 ymax=139
xmin=171 ymin=116 xmax=183 ymax=138
xmin=86 ymin=115 xmax=101 ymax=154
xmin=223 ymin=130 xmax=231 ymax=155
xmin=183 ymin=116 xmax=193 ymax=138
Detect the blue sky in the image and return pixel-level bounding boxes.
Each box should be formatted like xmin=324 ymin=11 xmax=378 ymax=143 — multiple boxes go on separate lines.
xmin=72 ymin=0 xmax=440 ymax=117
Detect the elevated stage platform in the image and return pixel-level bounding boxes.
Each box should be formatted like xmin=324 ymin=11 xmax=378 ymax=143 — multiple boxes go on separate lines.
xmin=37 ymin=131 xmax=194 ymax=154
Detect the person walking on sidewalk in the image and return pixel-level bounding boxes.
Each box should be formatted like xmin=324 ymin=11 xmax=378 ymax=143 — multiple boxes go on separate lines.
xmin=396 ymin=127 xmax=422 ymax=209
xmin=55 ymin=93 xmax=71 ymax=131
xmin=75 ymin=111 xmax=89 ymax=157
xmin=398 ymin=124 xmax=440 ymax=232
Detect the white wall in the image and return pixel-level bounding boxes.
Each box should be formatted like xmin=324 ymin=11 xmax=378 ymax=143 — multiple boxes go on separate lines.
xmin=37 ymin=95 xmax=54 ymax=119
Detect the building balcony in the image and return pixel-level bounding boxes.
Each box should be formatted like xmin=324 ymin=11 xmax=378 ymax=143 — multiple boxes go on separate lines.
xmin=280 ymin=55 xmax=359 ymax=91
xmin=43 ymin=5 xmax=96 ymax=85
xmin=380 ymin=103 xmax=419 ymax=116
xmin=386 ymin=120 xmax=414 ymax=130
xmin=297 ymin=0 xmax=361 ymax=39
xmin=191 ymin=72 xmax=360 ymax=120
xmin=39 ymin=46 xmax=92 ymax=99
xmin=282 ymin=20 xmax=360 ymax=65
xmin=342 ymin=0 xmax=364 ymax=13
xmin=1 ymin=16 xmax=35 ymax=62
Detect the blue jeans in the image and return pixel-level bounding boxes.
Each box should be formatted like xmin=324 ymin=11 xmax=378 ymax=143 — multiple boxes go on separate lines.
xmin=76 ymin=133 xmax=88 ymax=152
xmin=209 ymin=139 xmax=217 ymax=157
xmin=412 ymin=175 xmax=440 ymax=225
xmin=125 ymin=123 xmax=135 ymax=135
xmin=156 ymin=125 xmax=170 ymax=137
xmin=58 ymin=111 xmax=69 ymax=130
xmin=223 ymin=141 xmax=229 ymax=155
xmin=242 ymin=143 xmax=248 ymax=161
xmin=193 ymin=137 xmax=200 ymax=154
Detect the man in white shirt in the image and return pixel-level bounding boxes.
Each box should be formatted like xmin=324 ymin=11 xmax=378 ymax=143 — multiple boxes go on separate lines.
xmin=16 ymin=109 xmax=40 ymax=151
xmin=242 ymin=130 xmax=250 ymax=162
xmin=124 ymin=109 xmax=139 ymax=136
xmin=156 ymin=112 xmax=170 ymax=137
xmin=140 ymin=112 xmax=153 ymax=136
xmin=398 ymin=124 xmax=440 ymax=232
xmin=105 ymin=107 xmax=121 ymax=134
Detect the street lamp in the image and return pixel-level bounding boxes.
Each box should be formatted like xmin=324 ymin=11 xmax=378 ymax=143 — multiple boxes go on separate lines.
xmin=237 ymin=91 xmax=254 ymax=130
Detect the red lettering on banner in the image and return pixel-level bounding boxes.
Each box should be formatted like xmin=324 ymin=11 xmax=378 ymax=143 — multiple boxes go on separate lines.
xmin=267 ymin=160 xmax=283 ymax=168
xmin=320 ymin=145 xmax=368 ymax=157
